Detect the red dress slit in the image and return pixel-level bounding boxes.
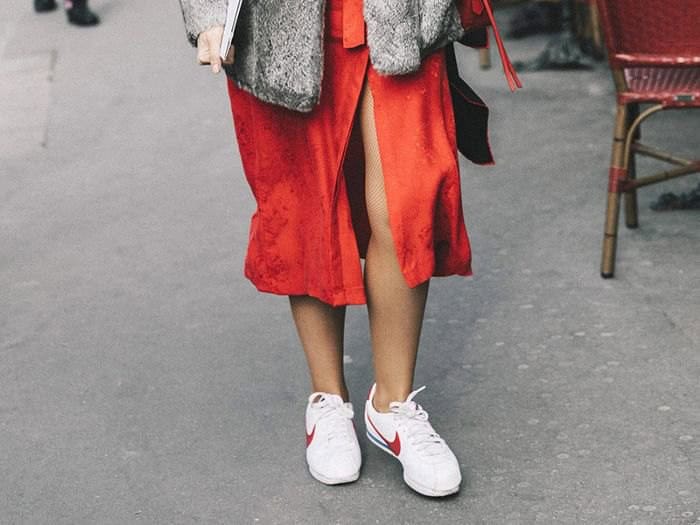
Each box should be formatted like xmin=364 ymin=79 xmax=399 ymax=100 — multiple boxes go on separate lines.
xmin=226 ymin=0 xmax=472 ymax=306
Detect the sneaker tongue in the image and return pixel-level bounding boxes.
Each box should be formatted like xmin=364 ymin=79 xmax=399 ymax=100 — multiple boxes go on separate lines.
xmin=315 ymin=396 xmax=354 ymax=419
xmin=310 ymin=392 xmax=344 ymax=407
xmin=324 ymin=394 xmax=344 ymax=407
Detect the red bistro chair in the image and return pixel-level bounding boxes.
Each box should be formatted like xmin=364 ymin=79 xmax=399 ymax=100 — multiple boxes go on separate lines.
xmin=595 ymin=0 xmax=700 ymax=278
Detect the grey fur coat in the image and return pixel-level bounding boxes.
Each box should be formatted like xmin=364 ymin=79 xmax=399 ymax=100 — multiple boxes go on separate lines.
xmin=179 ymin=0 xmax=465 ymax=112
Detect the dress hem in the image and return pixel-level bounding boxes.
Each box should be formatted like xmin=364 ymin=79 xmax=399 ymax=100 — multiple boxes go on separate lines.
xmin=245 ymin=265 xmax=473 ymax=307
xmin=245 ymin=275 xmax=368 ymax=307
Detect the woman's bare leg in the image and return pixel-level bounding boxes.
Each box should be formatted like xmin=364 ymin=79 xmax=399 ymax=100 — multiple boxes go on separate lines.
xmin=359 ymin=79 xmax=430 ymax=413
xmin=289 ymin=296 xmax=349 ymax=401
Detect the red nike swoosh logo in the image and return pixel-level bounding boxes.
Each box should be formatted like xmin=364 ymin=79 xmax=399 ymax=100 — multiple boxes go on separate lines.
xmin=306 ymin=425 xmax=316 ymax=447
xmin=367 ymin=414 xmax=401 ymax=456
xmin=386 ymin=433 xmax=401 ymax=456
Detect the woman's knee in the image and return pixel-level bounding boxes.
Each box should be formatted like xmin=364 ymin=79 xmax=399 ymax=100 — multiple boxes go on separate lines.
xmin=367 ymin=208 xmax=393 ymax=247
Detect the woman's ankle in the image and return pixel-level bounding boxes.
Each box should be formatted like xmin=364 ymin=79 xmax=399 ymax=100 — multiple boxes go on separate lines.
xmin=372 ymin=384 xmax=411 ymax=412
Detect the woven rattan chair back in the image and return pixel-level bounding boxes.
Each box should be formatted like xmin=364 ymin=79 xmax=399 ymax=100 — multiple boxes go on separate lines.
xmin=596 ymin=0 xmax=700 ymax=66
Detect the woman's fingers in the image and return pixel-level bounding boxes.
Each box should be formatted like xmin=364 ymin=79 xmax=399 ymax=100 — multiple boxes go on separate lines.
xmin=196 ymin=32 xmax=210 ymax=64
xmin=196 ymin=25 xmax=224 ymax=74
xmin=207 ymin=27 xmax=223 ymax=73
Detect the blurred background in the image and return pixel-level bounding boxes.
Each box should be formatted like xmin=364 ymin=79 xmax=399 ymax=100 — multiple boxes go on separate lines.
xmin=1 ymin=0 xmax=698 ymax=523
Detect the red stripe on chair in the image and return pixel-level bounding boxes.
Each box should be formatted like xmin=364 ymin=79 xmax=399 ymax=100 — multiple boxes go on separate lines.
xmin=608 ymin=167 xmax=628 ymax=193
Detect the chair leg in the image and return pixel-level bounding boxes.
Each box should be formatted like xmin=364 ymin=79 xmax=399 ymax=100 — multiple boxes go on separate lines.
xmin=479 ymin=47 xmax=491 ymax=70
xmin=624 ymin=103 xmax=640 ymax=229
xmin=588 ymin=2 xmax=604 ymax=57
xmin=602 ymin=184 xmax=623 ymax=278
xmin=601 ymin=103 xmax=630 ymax=278
xmin=624 ymin=155 xmax=638 ymax=228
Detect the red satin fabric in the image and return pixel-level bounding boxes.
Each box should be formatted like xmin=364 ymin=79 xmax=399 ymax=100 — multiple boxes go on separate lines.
xmin=226 ymin=0 xmax=472 ymax=306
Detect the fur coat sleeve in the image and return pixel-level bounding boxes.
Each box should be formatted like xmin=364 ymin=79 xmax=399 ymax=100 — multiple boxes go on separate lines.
xmin=179 ymin=0 xmax=227 ymax=46
xmin=364 ymin=0 xmax=464 ymax=75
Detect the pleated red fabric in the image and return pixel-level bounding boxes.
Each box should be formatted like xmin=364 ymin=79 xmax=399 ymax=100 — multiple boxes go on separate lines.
xmin=226 ymin=0 xmax=472 ymax=306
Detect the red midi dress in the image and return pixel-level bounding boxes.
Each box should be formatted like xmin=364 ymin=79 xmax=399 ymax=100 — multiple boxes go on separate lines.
xmin=226 ymin=0 xmax=472 ymax=307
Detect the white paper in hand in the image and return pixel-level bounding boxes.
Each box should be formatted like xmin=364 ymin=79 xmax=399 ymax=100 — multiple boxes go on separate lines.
xmin=219 ymin=0 xmax=243 ymax=61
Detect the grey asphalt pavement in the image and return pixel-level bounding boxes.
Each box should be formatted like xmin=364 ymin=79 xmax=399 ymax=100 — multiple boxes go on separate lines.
xmin=1 ymin=0 xmax=699 ymax=523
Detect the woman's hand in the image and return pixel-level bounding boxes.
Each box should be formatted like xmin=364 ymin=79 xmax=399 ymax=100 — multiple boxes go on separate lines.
xmin=197 ymin=25 xmax=234 ymax=74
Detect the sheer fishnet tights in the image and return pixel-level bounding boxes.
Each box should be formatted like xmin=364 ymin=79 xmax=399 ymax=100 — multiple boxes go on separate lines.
xmin=290 ymin=78 xmax=429 ymax=407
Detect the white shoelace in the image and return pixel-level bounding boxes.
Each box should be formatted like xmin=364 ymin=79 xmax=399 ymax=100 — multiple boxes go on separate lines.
xmin=389 ymin=386 xmax=448 ymax=456
xmin=309 ymin=393 xmax=355 ymax=448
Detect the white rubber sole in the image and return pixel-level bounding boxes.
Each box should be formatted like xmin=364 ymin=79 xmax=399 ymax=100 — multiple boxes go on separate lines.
xmin=308 ymin=464 xmax=360 ymax=485
xmin=403 ymin=473 xmax=460 ymax=498
xmin=365 ymin=428 xmax=460 ymax=498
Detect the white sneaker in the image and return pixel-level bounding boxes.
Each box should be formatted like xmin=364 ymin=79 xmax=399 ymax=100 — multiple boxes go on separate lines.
xmin=364 ymin=384 xmax=462 ymax=497
xmin=305 ymin=392 xmax=362 ymax=485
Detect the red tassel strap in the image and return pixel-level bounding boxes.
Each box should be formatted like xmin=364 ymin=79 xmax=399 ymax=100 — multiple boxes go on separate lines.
xmin=481 ymin=0 xmax=523 ymax=91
